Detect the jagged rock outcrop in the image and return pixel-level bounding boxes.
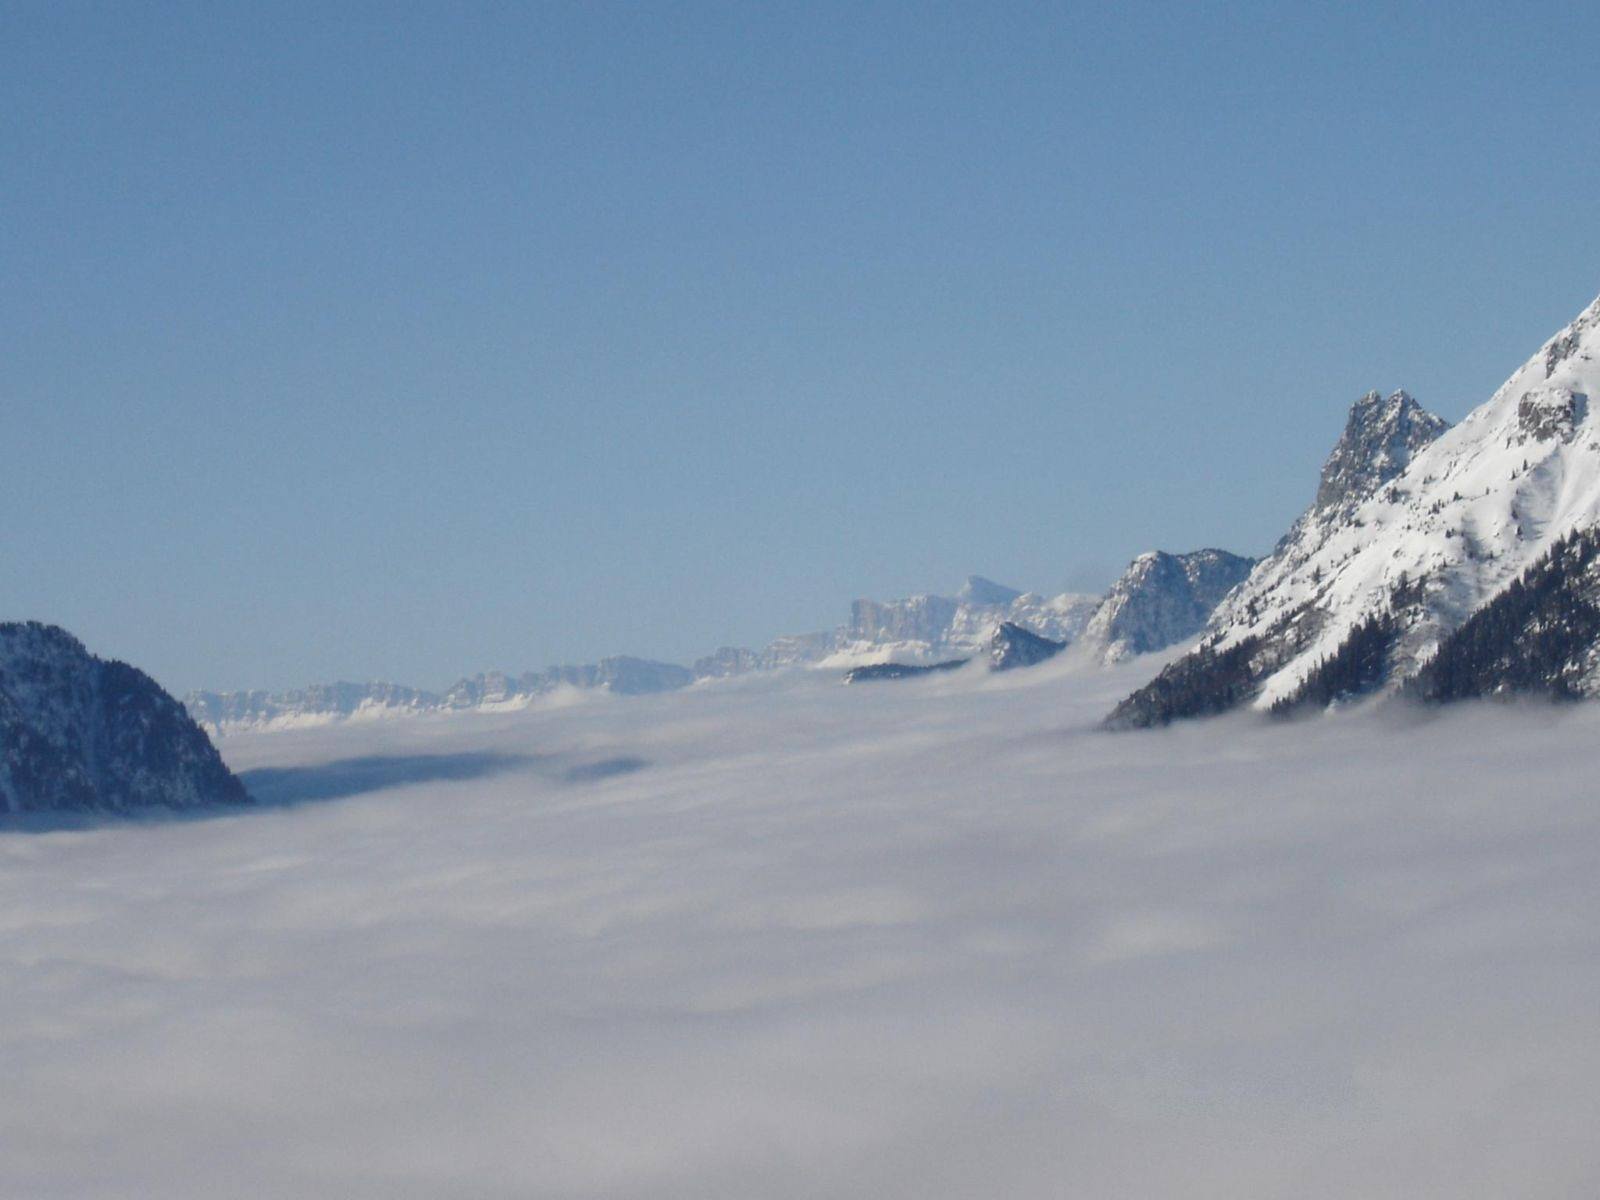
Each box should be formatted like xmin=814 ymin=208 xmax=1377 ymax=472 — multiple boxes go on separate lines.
xmin=987 ymin=622 xmax=1065 ymax=671
xmin=1080 ymin=549 xmax=1256 ymax=662
xmin=1110 ymin=291 xmax=1600 ymax=726
xmin=1314 ymin=390 xmax=1450 ymax=517
xmin=1 ymin=622 xmax=248 ymax=813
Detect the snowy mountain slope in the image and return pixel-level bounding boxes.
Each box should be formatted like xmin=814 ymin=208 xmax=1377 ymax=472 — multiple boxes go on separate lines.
xmin=1110 ymin=292 xmax=1600 ymax=726
xmin=1 ymin=622 xmax=248 ymax=813
xmin=1079 ymin=549 xmax=1256 ymax=662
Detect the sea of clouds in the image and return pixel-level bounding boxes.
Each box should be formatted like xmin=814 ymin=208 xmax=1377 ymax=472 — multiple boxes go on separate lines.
xmin=3 ymin=654 xmax=1599 ymax=1198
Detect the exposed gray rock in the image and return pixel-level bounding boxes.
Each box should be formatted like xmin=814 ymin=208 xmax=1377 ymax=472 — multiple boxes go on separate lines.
xmin=847 ymin=594 xmax=962 ymax=646
xmin=1313 ymin=389 xmax=1449 ymax=517
xmin=1516 ymin=388 xmax=1586 ymax=444
xmin=1543 ymin=295 xmax=1600 ymax=377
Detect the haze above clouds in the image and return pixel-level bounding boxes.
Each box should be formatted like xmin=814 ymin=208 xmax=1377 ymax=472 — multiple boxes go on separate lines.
xmin=4 ymin=660 xmax=1597 ymax=1198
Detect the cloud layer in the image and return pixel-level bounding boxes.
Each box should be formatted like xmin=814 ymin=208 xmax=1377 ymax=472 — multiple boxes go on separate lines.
xmin=3 ymin=658 xmax=1599 ymax=1198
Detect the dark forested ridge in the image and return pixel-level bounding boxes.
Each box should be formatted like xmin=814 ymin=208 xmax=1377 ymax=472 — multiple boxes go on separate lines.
xmin=1410 ymin=527 xmax=1600 ymax=703
xmin=1102 ymin=636 xmax=1266 ymax=729
xmin=843 ymin=659 xmax=969 ymax=684
xmin=1269 ymin=613 xmax=1399 ymax=717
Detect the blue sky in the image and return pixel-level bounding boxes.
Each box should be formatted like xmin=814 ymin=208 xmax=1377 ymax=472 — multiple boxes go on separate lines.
xmin=5 ymin=1 xmax=1600 ymax=693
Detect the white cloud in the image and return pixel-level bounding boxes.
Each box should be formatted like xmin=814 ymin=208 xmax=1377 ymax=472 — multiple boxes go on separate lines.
xmin=3 ymin=658 xmax=1600 ymax=1197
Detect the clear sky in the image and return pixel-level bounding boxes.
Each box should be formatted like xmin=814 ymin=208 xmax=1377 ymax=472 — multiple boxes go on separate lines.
xmin=5 ymin=1 xmax=1600 ymax=694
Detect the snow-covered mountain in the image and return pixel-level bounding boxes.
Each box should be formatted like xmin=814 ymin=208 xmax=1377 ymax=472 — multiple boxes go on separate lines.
xmin=1 ymin=622 xmax=248 ymax=813
xmin=1109 ymin=293 xmax=1600 ymax=727
xmin=1079 ymin=549 xmax=1256 ymax=662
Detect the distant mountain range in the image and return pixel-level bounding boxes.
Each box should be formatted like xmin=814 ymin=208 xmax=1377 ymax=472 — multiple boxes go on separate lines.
xmin=185 ymin=552 xmax=1255 ymax=734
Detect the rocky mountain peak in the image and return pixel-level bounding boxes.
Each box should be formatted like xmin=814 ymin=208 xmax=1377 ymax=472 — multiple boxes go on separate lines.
xmin=1313 ymin=388 xmax=1450 ymax=516
xmin=1082 ymin=549 xmax=1256 ymax=662
xmin=1542 ymin=293 xmax=1600 ymax=378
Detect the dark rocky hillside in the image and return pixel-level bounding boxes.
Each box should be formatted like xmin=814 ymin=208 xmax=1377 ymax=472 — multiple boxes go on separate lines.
xmin=1 ymin=622 xmax=248 ymax=814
